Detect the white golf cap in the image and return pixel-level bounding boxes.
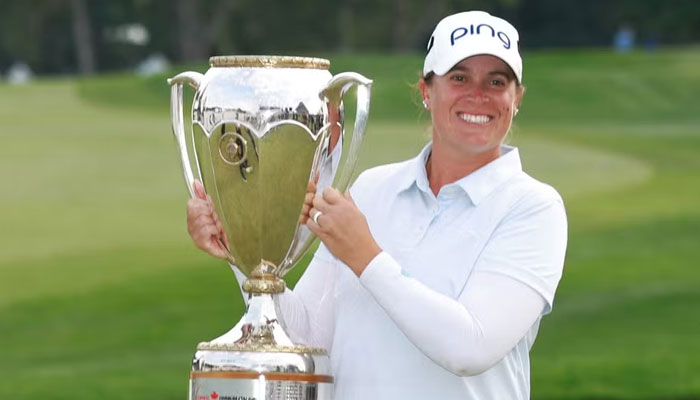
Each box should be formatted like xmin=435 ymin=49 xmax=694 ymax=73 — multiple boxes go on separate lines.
xmin=423 ymin=11 xmax=522 ymax=83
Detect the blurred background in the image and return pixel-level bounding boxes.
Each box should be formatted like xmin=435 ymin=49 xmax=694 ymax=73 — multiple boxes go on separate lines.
xmin=1 ymin=0 xmax=699 ymax=399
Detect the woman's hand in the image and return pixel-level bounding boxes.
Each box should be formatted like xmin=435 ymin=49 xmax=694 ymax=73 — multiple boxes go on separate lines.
xmin=298 ymin=180 xmax=317 ymax=225
xmin=306 ymin=187 xmax=382 ymax=276
xmin=186 ymin=180 xmax=230 ymax=259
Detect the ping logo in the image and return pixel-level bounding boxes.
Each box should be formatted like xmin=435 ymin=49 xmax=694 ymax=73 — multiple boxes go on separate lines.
xmin=450 ymin=24 xmax=511 ymax=49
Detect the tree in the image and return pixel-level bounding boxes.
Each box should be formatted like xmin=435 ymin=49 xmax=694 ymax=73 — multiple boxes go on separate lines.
xmin=174 ymin=0 xmax=239 ymax=62
xmin=69 ymin=0 xmax=96 ymax=74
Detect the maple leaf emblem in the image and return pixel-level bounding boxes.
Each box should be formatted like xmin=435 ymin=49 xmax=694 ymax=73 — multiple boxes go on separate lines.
xmin=210 ymin=392 xmax=219 ymax=399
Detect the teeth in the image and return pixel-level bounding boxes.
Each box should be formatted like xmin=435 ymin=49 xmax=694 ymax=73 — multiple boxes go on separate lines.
xmin=459 ymin=113 xmax=491 ymax=124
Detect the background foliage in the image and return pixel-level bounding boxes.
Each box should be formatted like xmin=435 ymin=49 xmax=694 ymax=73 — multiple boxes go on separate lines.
xmin=1 ymin=0 xmax=699 ymax=74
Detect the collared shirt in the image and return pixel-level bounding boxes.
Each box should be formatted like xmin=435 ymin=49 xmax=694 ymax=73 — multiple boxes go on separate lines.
xmin=289 ymin=142 xmax=567 ymax=399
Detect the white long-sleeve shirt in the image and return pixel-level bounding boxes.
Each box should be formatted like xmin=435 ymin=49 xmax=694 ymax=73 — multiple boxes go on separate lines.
xmin=240 ymin=143 xmax=567 ymax=399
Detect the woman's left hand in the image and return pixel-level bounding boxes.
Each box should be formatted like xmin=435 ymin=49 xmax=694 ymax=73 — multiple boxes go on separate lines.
xmin=306 ymin=188 xmax=382 ymax=276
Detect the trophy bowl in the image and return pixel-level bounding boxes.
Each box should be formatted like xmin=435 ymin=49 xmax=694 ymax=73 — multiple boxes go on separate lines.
xmin=168 ymin=56 xmax=371 ymax=400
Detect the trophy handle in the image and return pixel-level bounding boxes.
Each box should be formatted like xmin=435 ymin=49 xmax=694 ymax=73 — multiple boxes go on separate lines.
xmin=320 ymin=72 xmax=373 ymax=192
xmin=167 ymin=71 xmax=204 ymax=198
xmin=168 ymin=72 xmax=236 ymax=264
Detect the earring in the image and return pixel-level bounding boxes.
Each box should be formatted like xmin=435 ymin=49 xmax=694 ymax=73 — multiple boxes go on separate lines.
xmin=422 ymin=100 xmax=428 ymax=109
xmin=515 ymin=108 xmax=519 ymax=116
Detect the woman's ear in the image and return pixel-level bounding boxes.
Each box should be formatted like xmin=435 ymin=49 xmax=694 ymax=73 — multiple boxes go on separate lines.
xmin=514 ymin=85 xmax=526 ymax=111
xmin=419 ymin=78 xmax=430 ymax=108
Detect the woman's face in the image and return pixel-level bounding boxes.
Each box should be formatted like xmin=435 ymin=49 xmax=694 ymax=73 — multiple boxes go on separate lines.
xmin=420 ymin=55 xmax=523 ymax=160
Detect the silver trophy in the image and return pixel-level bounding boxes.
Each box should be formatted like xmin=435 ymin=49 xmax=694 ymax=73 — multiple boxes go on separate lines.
xmin=168 ymin=56 xmax=371 ymax=400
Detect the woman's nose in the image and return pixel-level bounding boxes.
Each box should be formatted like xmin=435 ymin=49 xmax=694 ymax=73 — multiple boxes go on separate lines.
xmin=466 ymin=83 xmax=488 ymax=102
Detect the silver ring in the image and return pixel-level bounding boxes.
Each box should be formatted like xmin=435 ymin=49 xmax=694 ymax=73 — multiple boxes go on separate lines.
xmin=312 ymin=210 xmax=323 ymax=224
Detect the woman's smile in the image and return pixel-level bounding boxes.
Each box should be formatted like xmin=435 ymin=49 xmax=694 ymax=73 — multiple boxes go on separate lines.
xmin=457 ymin=112 xmax=493 ymax=124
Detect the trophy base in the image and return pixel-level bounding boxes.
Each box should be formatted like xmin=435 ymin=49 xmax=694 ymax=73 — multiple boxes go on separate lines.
xmin=190 ymin=370 xmax=333 ymax=400
xmin=190 ymin=346 xmax=333 ymax=400
xmin=189 ymin=291 xmax=333 ymax=400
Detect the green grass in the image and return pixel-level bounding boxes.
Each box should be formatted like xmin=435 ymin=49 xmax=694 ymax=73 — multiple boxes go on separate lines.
xmin=2 ymin=49 xmax=700 ymax=399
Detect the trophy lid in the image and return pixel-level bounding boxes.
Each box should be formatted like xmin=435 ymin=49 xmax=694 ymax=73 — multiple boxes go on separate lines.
xmin=209 ymin=55 xmax=330 ymax=70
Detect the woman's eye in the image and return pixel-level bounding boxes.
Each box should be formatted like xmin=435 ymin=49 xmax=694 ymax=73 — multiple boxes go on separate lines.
xmin=490 ymin=79 xmax=505 ymax=87
xmin=452 ymin=75 xmax=465 ymax=82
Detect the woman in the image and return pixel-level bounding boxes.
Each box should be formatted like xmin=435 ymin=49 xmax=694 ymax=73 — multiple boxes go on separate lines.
xmin=188 ymin=11 xmax=567 ymax=400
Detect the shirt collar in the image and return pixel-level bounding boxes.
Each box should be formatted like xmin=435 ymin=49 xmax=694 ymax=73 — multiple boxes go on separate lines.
xmin=394 ymin=142 xmax=433 ymax=193
xmin=397 ymin=143 xmax=523 ymax=206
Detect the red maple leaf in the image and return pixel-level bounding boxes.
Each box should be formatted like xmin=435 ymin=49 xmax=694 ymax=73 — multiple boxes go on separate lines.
xmin=210 ymin=392 xmax=219 ymax=399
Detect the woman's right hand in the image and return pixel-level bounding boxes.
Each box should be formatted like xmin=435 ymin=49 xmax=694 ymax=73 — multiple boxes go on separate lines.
xmin=186 ymin=180 xmax=230 ymax=259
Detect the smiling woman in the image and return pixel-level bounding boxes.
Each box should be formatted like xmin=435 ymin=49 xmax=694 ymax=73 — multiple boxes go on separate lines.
xmin=420 ymin=55 xmax=524 ymax=186
xmin=187 ymin=10 xmax=567 ymax=400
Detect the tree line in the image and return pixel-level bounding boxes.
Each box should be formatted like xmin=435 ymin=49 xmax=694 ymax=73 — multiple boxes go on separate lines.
xmin=1 ymin=0 xmax=698 ymax=75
